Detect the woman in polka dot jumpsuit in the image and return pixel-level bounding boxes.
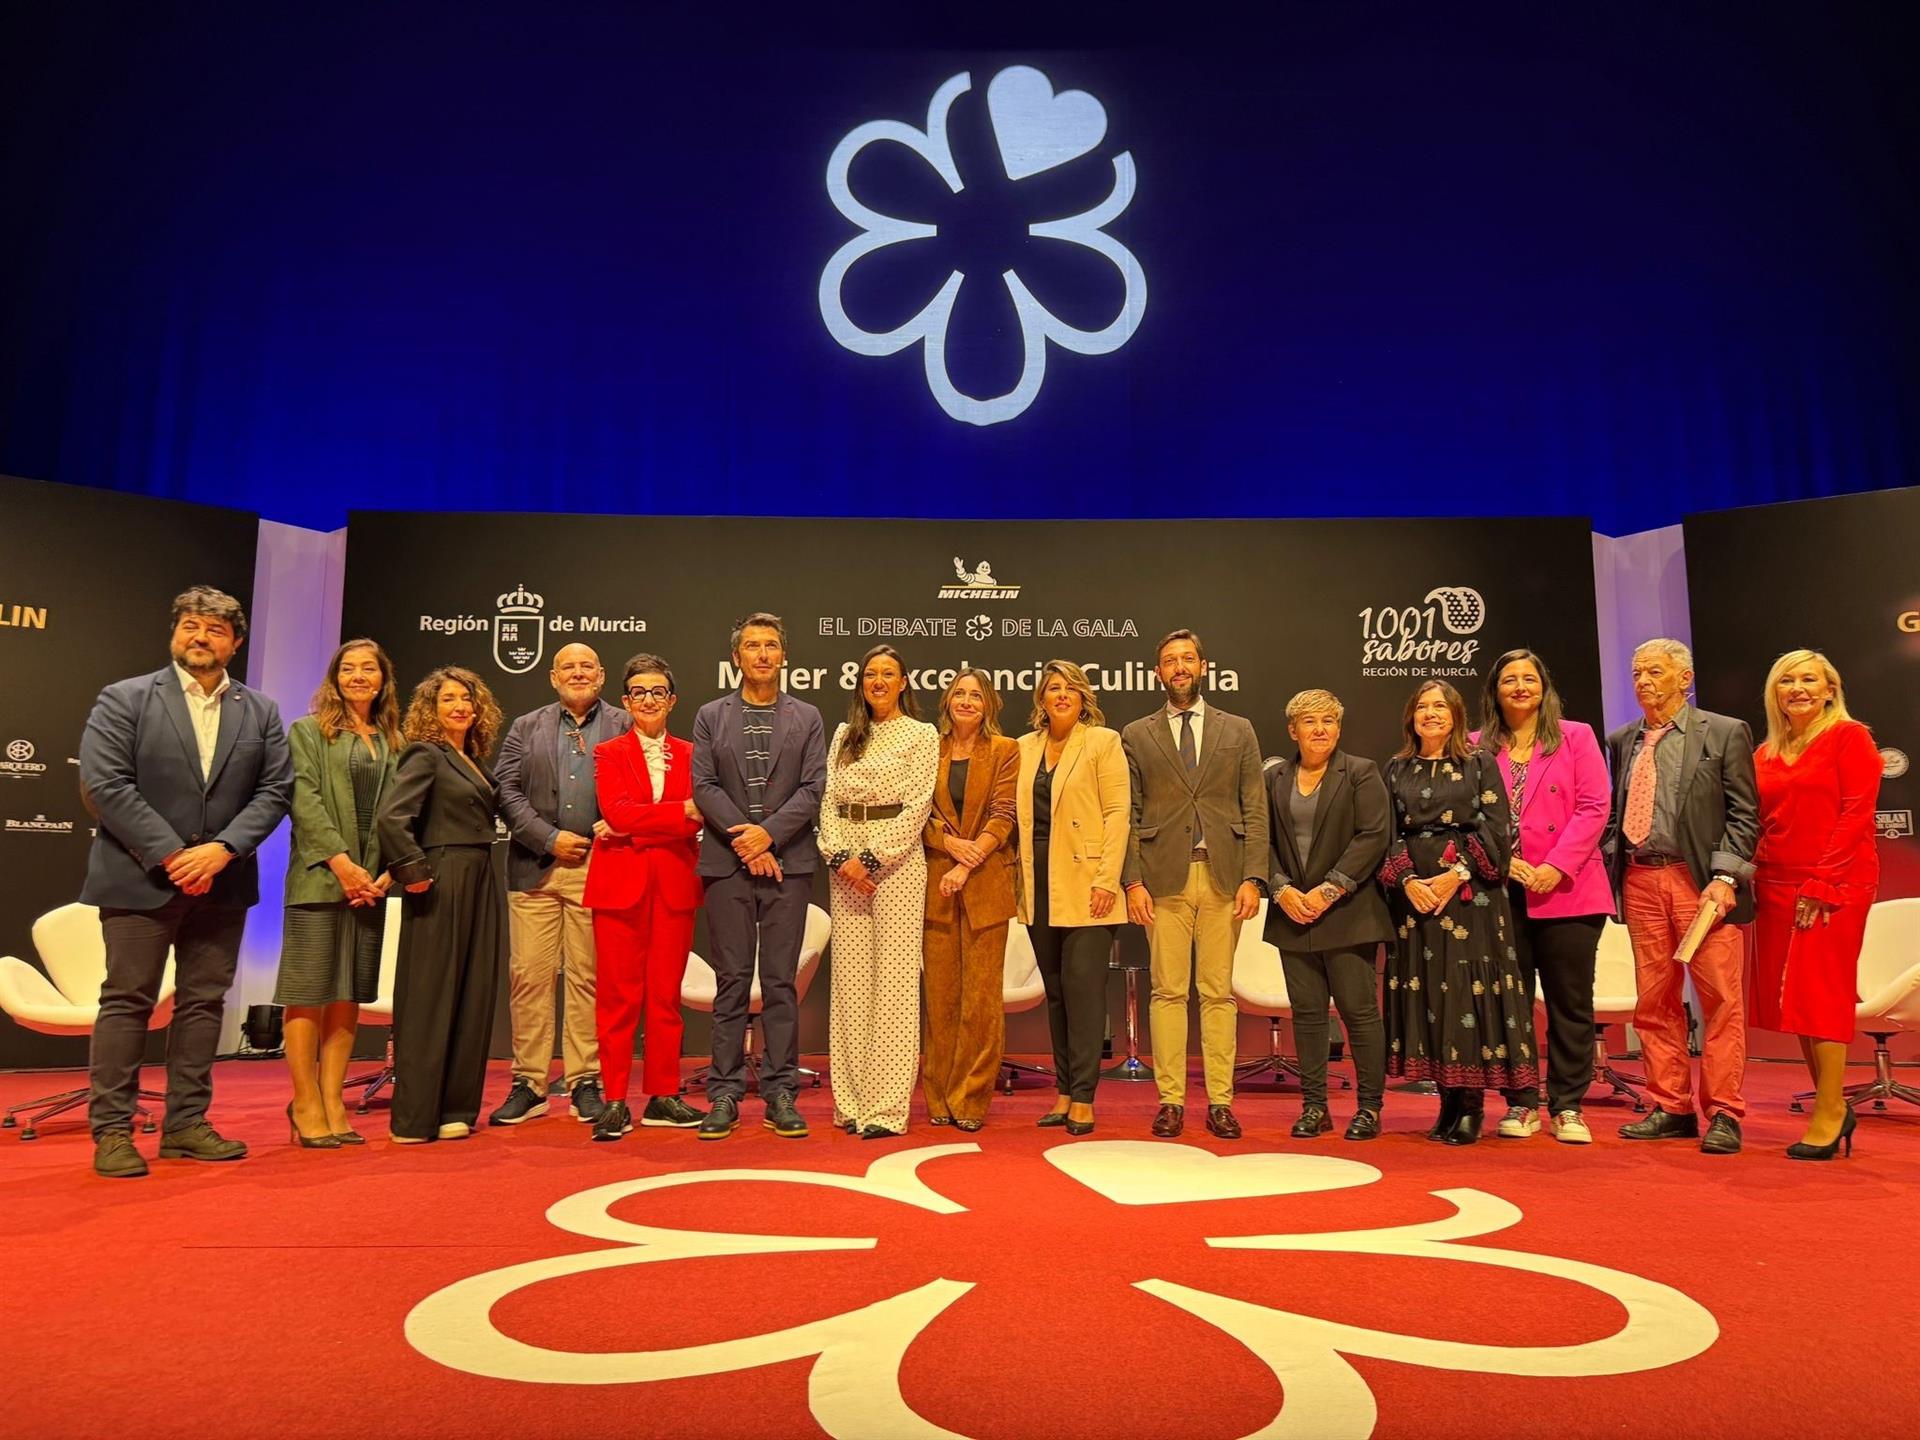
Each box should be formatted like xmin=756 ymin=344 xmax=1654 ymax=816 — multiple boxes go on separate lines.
xmin=820 ymin=645 xmax=940 ymax=1137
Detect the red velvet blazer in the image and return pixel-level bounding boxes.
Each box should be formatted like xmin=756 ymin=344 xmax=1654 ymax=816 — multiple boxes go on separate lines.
xmin=583 ymin=729 xmax=703 ymax=913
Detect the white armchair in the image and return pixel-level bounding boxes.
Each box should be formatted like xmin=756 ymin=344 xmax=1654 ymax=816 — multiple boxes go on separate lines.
xmin=999 ymin=920 xmax=1052 ymax=1091
xmin=1228 ymin=899 xmax=1350 ymax=1091
xmin=1591 ymin=919 xmax=1647 ymax=1111
xmin=345 ymin=896 xmax=405 ymax=1112
xmin=1793 ymin=898 xmax=1920 ymax=1114
xmin=0 ymin=903 xmax=178 ymax=1139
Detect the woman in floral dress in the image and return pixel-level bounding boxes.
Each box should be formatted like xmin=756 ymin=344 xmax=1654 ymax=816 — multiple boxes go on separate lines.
xmin=1378 ymin=680 xmax=1537 ymax=1145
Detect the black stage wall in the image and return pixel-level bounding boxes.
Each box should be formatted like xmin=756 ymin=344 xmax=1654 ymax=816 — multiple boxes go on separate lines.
xmin=344 ymin=512 xmax=1601 ymax=1054
xmin=0 ymin=476 xmax=259 ymax=1068
xmin=1686 ymin=486 xmax=1920 ymax=900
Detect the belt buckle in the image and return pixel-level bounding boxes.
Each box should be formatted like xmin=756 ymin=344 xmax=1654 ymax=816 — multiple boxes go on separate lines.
xmin=848 ymin=801 xmax=867 ymax=823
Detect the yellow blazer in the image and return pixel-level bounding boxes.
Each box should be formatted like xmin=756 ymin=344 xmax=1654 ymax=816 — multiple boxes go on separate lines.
xmin=923 ymin=733 xmax=1019 ymax=929
xmin=1015 ymin=725 xmax=1129 ymax=927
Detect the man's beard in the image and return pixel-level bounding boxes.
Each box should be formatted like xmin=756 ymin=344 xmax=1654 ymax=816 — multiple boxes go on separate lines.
xmin=1165 ymin=678 xmax=1199 ymax=707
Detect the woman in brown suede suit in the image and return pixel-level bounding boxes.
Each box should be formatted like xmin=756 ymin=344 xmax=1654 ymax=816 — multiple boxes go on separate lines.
xmin=921 ymin=669 xmax=1020 ymax=1130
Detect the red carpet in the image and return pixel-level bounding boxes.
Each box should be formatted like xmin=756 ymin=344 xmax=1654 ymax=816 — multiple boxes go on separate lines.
xmin=3 ymin=1059 xmax=1917 ymax=1439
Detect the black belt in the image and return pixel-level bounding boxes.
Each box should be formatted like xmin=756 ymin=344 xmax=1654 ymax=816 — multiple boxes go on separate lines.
xmin=1629 ymin=853 xmax=1687 ymax=868
xmin=836 ymin=802 xmax=904 ymax=821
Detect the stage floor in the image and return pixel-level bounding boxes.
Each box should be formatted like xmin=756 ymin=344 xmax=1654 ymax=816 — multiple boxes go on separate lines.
xmin=2 ymin=1058 xmax=1916 ymax=1439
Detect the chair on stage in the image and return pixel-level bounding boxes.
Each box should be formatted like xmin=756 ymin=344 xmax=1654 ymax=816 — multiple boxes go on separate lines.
xmin=0 ymin=903 xmax=177 ymax=1139
xmin=346 ymin=896 xmax=404 ymax=1113
xmin=1590 ymin=918 xmax=1648 ymax=1111
xmin=999 ymin=920 xmax=1052 ymax=1092
xmin=1229 ymin=899 xmax=1348 ymax=1091
xmin=1792 ymin=897 xmax=1920 ymax=1115
xmin=681 ymin=903 xmax=830 ymax=1090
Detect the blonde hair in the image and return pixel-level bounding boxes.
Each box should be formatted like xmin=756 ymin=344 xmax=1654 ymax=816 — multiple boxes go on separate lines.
xmin=1285 ymin=688 xmax=1346 ymax=724
xmin=1762 ymin=648 xmax=1854 ymax=755
xmin=1027 ymin=660 xmax=1105 ymax=731
xmin=938 ymin=668 xmax=1004 ymax=739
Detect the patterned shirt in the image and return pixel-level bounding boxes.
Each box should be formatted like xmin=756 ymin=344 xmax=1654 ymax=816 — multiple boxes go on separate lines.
xmin=556 ymin=705 xmax=605 ymax=832
xmin=742 ymin=703 xmax=776 ymax=822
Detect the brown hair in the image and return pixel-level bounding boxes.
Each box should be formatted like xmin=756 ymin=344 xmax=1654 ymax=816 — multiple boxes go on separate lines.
xmin=1395 ymin=680 xmax=1471 ymax=762
xmin=1478 ymin=648 xmax=1566 ymax=756
xmin=837 ymin=645 xmax=920 ymax=764
xmin=403 ymin=666 xmax=503 ymax=760
xmin=1027 ymin=659 xmax=1105 ymax=731
xmin=311 ymin=638 xmax=403 ymax=748
xmin=1154 ymin=628 xmax=1206 ymax=663
xmin=937 ymin=668 xmax=1004 ymax=739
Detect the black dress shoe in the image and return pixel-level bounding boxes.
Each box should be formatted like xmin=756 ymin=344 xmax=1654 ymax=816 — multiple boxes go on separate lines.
xmin=860 ymin=1124 xmax=905 ymax=1140
xmin=1426 ymin=1088 xmax=1462 ymax=1142
xmin=1442 ymin=1105 xmax=1484 ymax=1146
xmin=1618 ymin=1109 xmax=1700 ymax=1141
xmin=1700 ymin=1113 xmax=1743 ymax=1154
xmin=698 ymin=1096 xmax=739 ymax=1141
xmin=1344 ymin=1109 xmax=1382 ymax=1142
xmin=1036 ymin=1109 xmax=1070 ymax=1128
xmin=762 ymin=1089 xmax=809 ymax=1139
xmin=1291 ymin=1105 xmax=1333 ymax=1139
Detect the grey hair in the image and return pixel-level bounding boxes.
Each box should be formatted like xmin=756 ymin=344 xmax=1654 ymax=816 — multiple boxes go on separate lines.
xmin=1631 ymin=637 xmax=1694 ymax=672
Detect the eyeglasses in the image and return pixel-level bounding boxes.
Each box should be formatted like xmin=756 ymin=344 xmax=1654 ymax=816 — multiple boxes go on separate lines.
xmin=625 ymin=686 xmax=672 ymax=703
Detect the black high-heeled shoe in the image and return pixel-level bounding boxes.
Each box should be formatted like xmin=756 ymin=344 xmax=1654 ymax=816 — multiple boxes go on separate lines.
xmin=1442 ymin=1092 xmax=1485 ymax=1147
xmin=1426 ymin=1088 xmax=1461 ymax=1142
xmin=1786 ymin=1104 xmax=1857 ymax=1161
xmin=1036 ymin=1109 xmax=1070 ymax=1128
xmin=287 ymin=1102 xmax=342 ymax=1149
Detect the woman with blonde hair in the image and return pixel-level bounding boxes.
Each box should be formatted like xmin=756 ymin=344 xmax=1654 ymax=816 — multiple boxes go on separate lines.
xmin=375 ymin=666 xmax=507 ymax=1144
xmin=1751 ymin=649 xmax=1880 ymax=1159
xmin=276 ymin=639 xmax=402 ymax=1146
xmin=921 ymin=669 xmax=1019 ymax=1130
xmin=1015 ymin=660 xmax=1128 ymax=1135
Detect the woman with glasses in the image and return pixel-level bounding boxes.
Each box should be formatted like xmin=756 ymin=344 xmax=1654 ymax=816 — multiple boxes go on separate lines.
xmin=581 ymin=655 xmax=707 ymax=1141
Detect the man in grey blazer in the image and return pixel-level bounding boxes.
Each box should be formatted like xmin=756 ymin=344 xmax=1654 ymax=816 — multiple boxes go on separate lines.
xmin=1601 ymin=637 xmax=1759 ymax=1155
xmin=1122 ymin=629 xmax=1270 ymax=1140
xmin=78 ymin=586 xmax=292 ymax=1177
xmin=690 ymin=612 xmax=827 ymax=1141
xmin=490 ymin=643 xmax=632 ymax=1126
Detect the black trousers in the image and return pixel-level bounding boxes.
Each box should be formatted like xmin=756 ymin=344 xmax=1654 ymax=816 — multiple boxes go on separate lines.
xmin=90 ymin=893 xmax=248 ymax=1136
xmin=1280 ymin=945 xmax=1385 ymax=1111
xmin=704 ymin=868 xmax=811 ymax=1103
xmin=1500 ymin=884 xmax=1604 ymax=1114
xmin=1029 ymin=843 xmax=1115 ymax=1103
xmin=392 ymin=845 xmax=504 ymax=1139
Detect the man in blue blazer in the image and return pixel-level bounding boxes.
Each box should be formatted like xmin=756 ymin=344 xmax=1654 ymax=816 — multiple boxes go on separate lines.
xmin=690 ymin=612 xmax=826 ymax=1141
xmin=78 ymin=586 xmax=292 ymax=1177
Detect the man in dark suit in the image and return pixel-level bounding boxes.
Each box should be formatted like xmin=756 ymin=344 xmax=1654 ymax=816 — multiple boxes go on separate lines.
xmin=491 ymin=643 xmax=631 ymax=1126
xmin=690 ymin=612 xmax=827 ymax=1141
xmin=1602 ymin=638 xmax=1759 ymax=1155
xmin=1121 ymin=629 xmax=1270 ymax=1141
xmin=78 ymin=586 xmax=292 ymax=1177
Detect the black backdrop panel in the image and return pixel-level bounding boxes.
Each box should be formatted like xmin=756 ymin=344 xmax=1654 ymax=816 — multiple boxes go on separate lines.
xmin=1686 ymin=487 xmax=1920 ymax=899
xmin=0 ymin=476 xmax=259 ymax=1067
xmin=344 ymin=511 xmax=1600 ymax=1056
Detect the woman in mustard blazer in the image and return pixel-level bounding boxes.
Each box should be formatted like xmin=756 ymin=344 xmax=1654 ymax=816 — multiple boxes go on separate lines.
xmin=922 ymin=669 xmax=1020 ymax=1131
xmin=276 ymin=639 xmax=401 ymax=1147
xmin=1015 ymin=661 xmax=1129 ymax=1135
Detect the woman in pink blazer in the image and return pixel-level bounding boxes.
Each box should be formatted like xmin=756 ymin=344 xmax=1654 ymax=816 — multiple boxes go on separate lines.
xmin=1475 ymin=648 xmax=1612 ymax=1145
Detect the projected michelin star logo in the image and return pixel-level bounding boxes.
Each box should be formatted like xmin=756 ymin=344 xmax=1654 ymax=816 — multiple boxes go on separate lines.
xmin=820 ymin=66 xmax=1147 ymax=425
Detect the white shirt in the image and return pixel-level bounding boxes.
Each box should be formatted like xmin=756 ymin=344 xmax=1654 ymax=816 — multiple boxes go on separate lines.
xmin=636 ymin=729 xmax=669 ymax=800
xmin=1165 ymin=695 xmax=1207 ymax=764
xmin=173 ymin=663 xmax=231 ymax=782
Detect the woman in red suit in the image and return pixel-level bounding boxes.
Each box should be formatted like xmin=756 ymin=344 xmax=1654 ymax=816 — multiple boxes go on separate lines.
xmin=1751 ymin=648 xmax=1881 ymax=1160
xmin=582 ymin=653 xmax=705 ymax=1141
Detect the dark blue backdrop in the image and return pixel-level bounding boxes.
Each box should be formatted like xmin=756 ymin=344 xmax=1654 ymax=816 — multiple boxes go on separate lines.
xmin=0 ymin=4 xmax=1913 ymax=534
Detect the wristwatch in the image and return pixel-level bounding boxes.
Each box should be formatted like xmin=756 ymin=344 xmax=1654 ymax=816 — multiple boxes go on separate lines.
xmin=1451 ymin=860 xmax=1472 ymax=882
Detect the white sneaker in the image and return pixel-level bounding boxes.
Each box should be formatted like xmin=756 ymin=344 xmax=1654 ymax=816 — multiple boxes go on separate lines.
xmin=1496 ymin=1105 xmax=1541 ymax=1138
xmin=1551 ymin=1111 xmax=1593 ymax=1145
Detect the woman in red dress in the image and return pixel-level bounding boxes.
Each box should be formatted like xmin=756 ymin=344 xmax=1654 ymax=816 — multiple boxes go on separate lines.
xmin=1751 ymin=649 xmax=1880 ymax=1160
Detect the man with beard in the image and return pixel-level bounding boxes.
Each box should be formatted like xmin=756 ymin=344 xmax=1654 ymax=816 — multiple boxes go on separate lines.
xmin=491 ymin=643 xmax=631 ymax=1126
xmin=79 ymin=585 xmax=293 ymax=1177
xmin=1121 ymin=629 xmax=1269 ymax=1140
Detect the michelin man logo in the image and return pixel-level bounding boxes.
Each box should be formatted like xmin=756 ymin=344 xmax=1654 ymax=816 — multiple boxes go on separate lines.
xmin=820 ymin=66 xmax=1147 ymax=426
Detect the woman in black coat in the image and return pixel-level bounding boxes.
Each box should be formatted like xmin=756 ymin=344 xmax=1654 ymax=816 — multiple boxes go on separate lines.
xmin=375 ymin=666 xmax=506 ymax=1145
xmin=1264 ymin=689 xmax=1394 ymax=1141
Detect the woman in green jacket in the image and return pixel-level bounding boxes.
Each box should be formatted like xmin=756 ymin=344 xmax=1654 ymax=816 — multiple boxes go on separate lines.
xmin=277 ymin=639 xmax=402 ymax=1146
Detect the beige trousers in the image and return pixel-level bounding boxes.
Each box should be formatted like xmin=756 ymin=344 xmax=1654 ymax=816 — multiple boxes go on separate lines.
xmin=1147 ymin=859 xmax=1242 ymax=1106
xmin=505 ymin=856 xmax=598 ymax=1093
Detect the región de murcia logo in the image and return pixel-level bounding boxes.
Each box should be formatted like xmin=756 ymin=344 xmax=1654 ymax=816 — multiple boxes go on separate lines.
xmin=939 ymin=558 xmax=1021 ymax=601
xmin=417 ymin=585 xmax=648 ymax=677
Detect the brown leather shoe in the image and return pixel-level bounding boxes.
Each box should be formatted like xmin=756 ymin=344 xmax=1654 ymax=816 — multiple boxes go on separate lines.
xmin=1151 ymin=1103 xmax=1184 ymax=1138
xmin=1205 ymin=1105 xmax=1243 ymax=1140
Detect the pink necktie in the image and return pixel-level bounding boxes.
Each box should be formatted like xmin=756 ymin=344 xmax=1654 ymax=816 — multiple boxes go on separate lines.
xmin=1622 ymin=723 xmax=1673 ymax=847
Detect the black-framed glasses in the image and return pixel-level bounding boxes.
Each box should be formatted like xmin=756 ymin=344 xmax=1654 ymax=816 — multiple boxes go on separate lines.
xmin=625 ymin=686 xmax=672 ymax=702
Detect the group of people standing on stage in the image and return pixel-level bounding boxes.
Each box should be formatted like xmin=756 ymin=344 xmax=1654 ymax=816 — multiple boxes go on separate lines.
xmin=75 ymin=588 xmax=1883 ymax=1176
